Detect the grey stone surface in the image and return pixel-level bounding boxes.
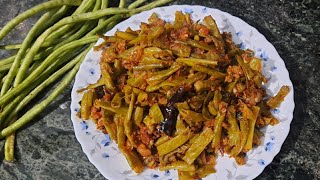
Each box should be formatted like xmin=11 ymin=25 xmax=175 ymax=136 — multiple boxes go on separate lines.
xmin=0 ymin=0 xmax=319 ymax=180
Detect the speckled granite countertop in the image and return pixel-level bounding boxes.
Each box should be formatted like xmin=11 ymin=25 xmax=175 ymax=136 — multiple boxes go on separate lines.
xmin=0 ymin=0 xmax=319 ymax=179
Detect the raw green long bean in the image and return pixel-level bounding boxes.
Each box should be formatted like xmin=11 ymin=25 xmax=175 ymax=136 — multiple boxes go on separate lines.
xmin=0 ymin=47 xmax=80 ymax=126
xmin=0 ymin=55 xmax=15 ymax=66
xmin=4 ymin=128 xmax=15 ymax=162
xmin=0 ymin=36 xmax=98 ymax=106
xmin=0 ymin=64 xmax=11 ymax=72
xmin=98 ymin=0 xmax=109 ymax=25
xmin=119 ymin=0 xmax=127 ymax=8
xmin=0 ymin=0 xmax=82 ymax=41
xmin=128 ymin=0 xmax=146 ymax=9
xmin=1 ymin=10 xmax=54 ymax=95
xmin=45 ymin=0 xmax=95 ymax=43
xmin=2 ymin=46 xmax=92 ymax=129
xmin=0 ymin=47 xmax=89 ymax=139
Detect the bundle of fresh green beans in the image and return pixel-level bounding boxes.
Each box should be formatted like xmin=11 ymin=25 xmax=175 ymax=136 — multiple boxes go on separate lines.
xmin=0 ymin=0 xmax=173 ymax=162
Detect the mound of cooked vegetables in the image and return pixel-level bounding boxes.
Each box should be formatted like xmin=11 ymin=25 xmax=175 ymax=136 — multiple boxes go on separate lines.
xmin=78 ymin=11 xmax=289 ymax=179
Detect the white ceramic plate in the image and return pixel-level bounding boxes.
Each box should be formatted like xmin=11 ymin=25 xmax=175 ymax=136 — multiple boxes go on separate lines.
xmin=70 ymin=5 xmax=294 ymax=180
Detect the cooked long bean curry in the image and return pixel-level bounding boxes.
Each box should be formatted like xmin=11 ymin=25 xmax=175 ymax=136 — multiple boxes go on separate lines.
xmin=77 ymin=11 xmax=289 ymax=179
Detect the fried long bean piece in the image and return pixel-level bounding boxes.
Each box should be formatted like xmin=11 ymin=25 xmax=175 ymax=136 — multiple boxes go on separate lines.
xmin=193 ymin=65 xmax=226 ymax=80
xmin=133 ymin=107 xmax=144 ymax=126
xmin=211 ymin=105 xmax=227 ymax=153
xmin=244 ymin=106 xmax=260 ymax=152
xmin=267 ymin=85 xmax=290 ymax=108
xmin=133 ymin=63 xmax=164 ymax=71
xmin=183 ymin=127 xmax=214 ymax=165
xmin=124 ymin=93 xmax=136 ymax=147
xmin=226 ymin=106 xmax=241 ymax=149
xmin=95 ymin=101 xmax=128 ymax=116
xmin=176 ymin=57 xmax=218 ymax=66
xmin=100 ymin=61 xmax=116 ymax=92
xmin=116 ymin=115 xmax=126 ymax=148
xmin=147 ymin=64 xmax=181 ymax=85
xmin=157 ymin=127 xmax=193 ymax=156
xmin=160 ymin=161 xmax=196 ymax=171
xmin=120 ymin=148 xmax=144 ymax=173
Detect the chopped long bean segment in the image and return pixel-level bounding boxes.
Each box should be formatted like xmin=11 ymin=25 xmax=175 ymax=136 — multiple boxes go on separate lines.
xmin=100 ymin=61 xmax=116 ymax=92
xmin=111 ymin=92 xmax=124 ymax=108
xmin=95 ymin=101 xmax=129 ymax=116
xmin=141 ymin=55 xmax=167 ymax=64
xmin=160 ymin=161 xmax=196 ymax=171
xmin=179 ymin=109 xmax=206 ymax=124
xmin=0 ymin=0 xmax=82 ymax=42
xmin=194 ymin=79 xmax=221 ymax=92
xmin=235 ymin=54 xmax=254 ymax=81
xmin=226 ymin=106 xmax=241 ymax=148
xmin=230 ymin=111 xmax=249 ymax=157
xmin=124 ymin=93 xmax=136 ymax=146
xmin=77 ymin=78 xmax=104 ymax=92
xmin=80 ymin=91 xmax=94 ymax=120
xmin=147 ymin=64 xmax=181 ymax=85
xmin=115 ymin=115 xmax=126 ymax=148
xmin=155 ymin=135 xmax=170 ymax=146
xmin=175 ymin=116 xmax=187 ymax=134
xmin=202 ymin=91 xmax=215 ymax=119
xmin=120 ymin=148 xmax=144 ymax=173
xmin=102 ymin=117 xmax=117 ymax=142
xmin=203 ymin=15 xmax=222 ymax=40
xmin=182 ymin=72 xmax=207 ymax=85
xmin=133 ymin=63 xmax=164 ymax=71
xmin=267 ymin=85 xmax=290 ymax=108
xmin=193 ymin=65 xmax=226 ymax=80
xmin=211 ymin=105 xmax=227 ymax=153
xmin=176 ymin=57 xmax=218 ymax=66
xmin=196 ymin=165 xmax=216 ymax=178
xmin=146 ymin=81 xmax=176 ymax=92
xmin=116 ymin=31 xmax=137 ymax=40
xmin=244 ymin=106 xmax=260 ymax=152
xmin=187 ymin=40 xmax=215 ymax=51
xmin=183 ymin=127 xmax=214 ymax=165
xmin=178 ymin=171 xmax=195 ymax=180
xmin=157 ymin=127 xmax=193 ymax=156
xmin=149 ymin=103 xmax=164 ymax=123
xmin=133 ymin=107 xmax=144 ymax=126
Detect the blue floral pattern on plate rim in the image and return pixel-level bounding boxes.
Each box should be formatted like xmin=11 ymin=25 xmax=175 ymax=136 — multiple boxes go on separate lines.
xmin=70 ymin=5 xmax=294 ymax=180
